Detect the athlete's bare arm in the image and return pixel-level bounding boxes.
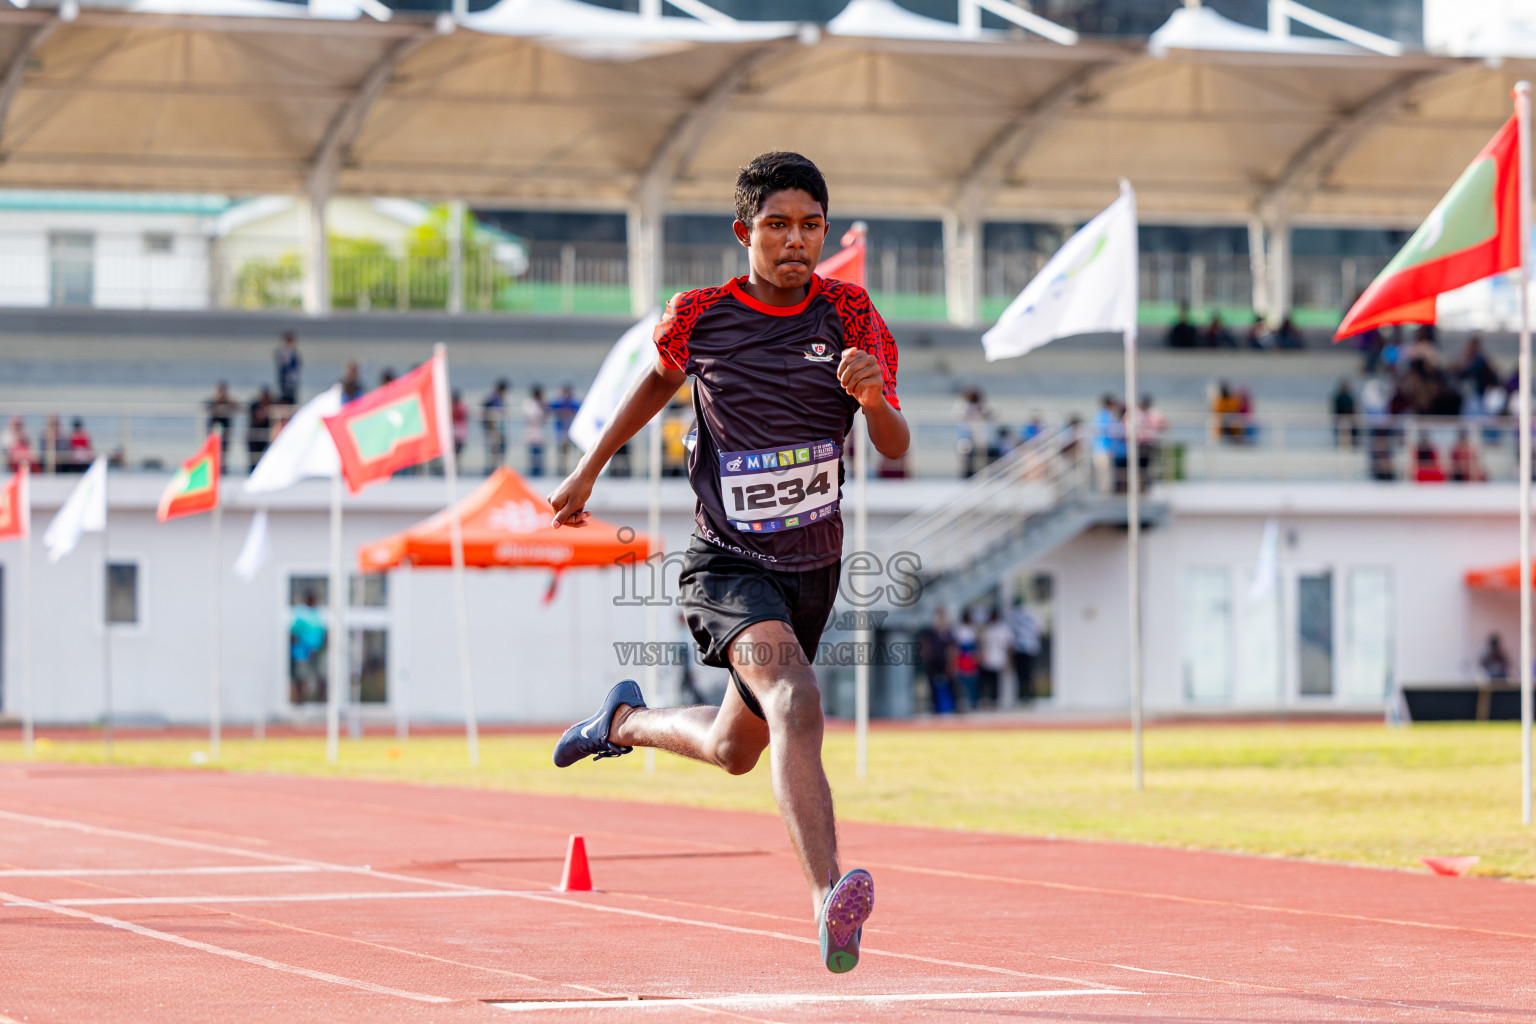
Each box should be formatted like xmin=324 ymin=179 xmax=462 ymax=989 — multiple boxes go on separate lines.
xmin=547 ymin=357 xmax=685 ymax=528
xmin=837 ymin=348 xmax=909 ymax=459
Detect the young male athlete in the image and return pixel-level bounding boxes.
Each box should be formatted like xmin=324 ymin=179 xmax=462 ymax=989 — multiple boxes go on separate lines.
xmin=547 ymin=151 xmax=908 ymax=974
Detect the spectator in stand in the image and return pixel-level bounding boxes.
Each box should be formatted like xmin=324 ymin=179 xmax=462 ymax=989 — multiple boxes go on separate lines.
xmin=1331 ymin=379 xmax=1358 ymax=448
xmin=524 ymin=385 xmax=548 ymax=477
xmin=1062 ymin=414 xmax=1085 ymax=464
xmin=661 ymin=398 xmax=692 ymax=478
xmin=1413 ymin=436 xmax=1445 ymax=483
xmin=1134 ymin=394 xmax=1166 ymax=483
xmin=275 ymin=331 xmax=302 ymax=405
xmin=67 ymin=418 xmax=92 ymax=472
xmin=340 ymin=360 xmax=364 ymax=403
xmin=41 ymin=415 xmax=64 ymax=473
xmin=1362 ymin=375 xmax=1396 ymax=481
xmin=1272 ymin=316 xmax=1305 ymax=350
xmin=954 ymin=387 xmax=991 ymax=478
xmin=247 ymin=387 xmax=273 ymax=471
xmin=1480 ymin=633 xmax=1511 ymax=683
xmin=1245 ymin=313 xmax=1269 ymax=350
xmin=1450 ymin=429 xmax=1484 ymax=482
xmin=1203 ymin=312 xmax=1234 ymax=348
xmin=548 ymin=384 xmax=580 ymax=475
xmin=1407 ymin=324 xmax=1440 ymax=367
xmin=986 ymin=425 xmax=1014 ymax=466
xmin=916 ymin=607 xmax=957 ymax=714
xmin=1020 ymin=413 xmax=1046 ymax=444
xmin=979 ymin=607 xmax=1011 ymax=709
xmin=379 ymin=367 xmax=397 ymax=388
xmin=1092 ymin=394 xmax=1120 ymax=491
xmin=451 ymin=389 xmax=469 ymax=461
xmin=1008 ymin=595 xmax=1042 ymax=703
xmin=482 ymin=379 xmax=509 ymax=471
xmin=206 ymin=381 xmax=238 ymax=466
xmin=1166 ymin=302 xmax=1200 ymax=349
xmin=952 ymin=609 xmax=981 ymax=711
xmin=1236 ymin=386 xmax=1258 ymax=444
xmin=1353 ymin=325 xmax=1386 ymax=374
xmin=5 ymin=417 xmax=32 ymax=471
xmin=1458 ymin=333 xmax=1499 ymax=398
xmin=1212 ymin=381 xmax=1244 ymax=443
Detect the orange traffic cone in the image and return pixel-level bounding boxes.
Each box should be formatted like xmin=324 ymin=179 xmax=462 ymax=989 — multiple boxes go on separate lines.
xmin=558 ymin=834 xmax=593 ymax=892
xmin=1421 ymin=856 xmax=1479 ymax=877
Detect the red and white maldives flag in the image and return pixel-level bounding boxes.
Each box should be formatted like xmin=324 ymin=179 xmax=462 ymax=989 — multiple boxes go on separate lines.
xmin=818 ymin=222 xmax=867 ymax=288
xmin=0 ymin=464 xmax=28 ymax=541
xmin=323 ymin=349 xmax=450 ymax=494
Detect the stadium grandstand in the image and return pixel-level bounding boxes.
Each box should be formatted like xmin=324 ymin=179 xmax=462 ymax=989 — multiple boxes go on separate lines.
xmin=0 ymin=0 xmax=1531 ymax=731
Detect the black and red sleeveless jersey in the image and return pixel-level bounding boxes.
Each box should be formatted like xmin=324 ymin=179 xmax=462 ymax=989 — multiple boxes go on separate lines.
xmin=653 ymin=274 xmax=899 ymax=571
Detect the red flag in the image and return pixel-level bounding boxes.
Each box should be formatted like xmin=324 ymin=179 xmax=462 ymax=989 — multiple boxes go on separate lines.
xmin=0 ymin=464 xmax=28 ymax=541
xmin=1336 ymin=115 xmax=1521 ymax=340
xmin=157 ymin=433 xmax=221 ymax=522
xmin=817 ymin=222 xmax=868 ymax=289
xmin=323 ymin=352 xmax=447 ymax=494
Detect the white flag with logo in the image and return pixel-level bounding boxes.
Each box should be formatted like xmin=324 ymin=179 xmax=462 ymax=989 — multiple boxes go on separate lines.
xmin=44 ymin=456 xmax=107 ymax=563
xmin=244 ymin=385 xmax=342 ymax=495
xmin=233 ymin=508 xmax=273 ymax=583
xmin=569 ymin=309 xmax=663 ymax=454
xmin=983 ymin=180 xmax=1138 ymax=361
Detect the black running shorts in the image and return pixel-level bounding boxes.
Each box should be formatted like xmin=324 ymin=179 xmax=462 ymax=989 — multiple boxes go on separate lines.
xmin=677 ymin=535 xmax=841 ymax=719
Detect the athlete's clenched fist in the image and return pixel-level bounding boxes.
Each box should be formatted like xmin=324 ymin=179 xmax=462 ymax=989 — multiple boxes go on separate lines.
xmin=837 ymin=348 xmax=885 ymax=408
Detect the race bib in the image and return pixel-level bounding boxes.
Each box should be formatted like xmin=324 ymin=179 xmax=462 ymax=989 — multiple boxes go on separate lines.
xmin=719 ymin=439 xmax=839 ymax=533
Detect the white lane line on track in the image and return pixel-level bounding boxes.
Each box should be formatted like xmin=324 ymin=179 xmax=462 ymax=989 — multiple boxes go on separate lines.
xmin=23 ymin=889 xmax=548 ymax=908
xmin=488 ymin=989 xmax=1137 ymax=1012
xmin=0 ymin=805 xmax=1108 ymax=988
xmin=0 ymin=864 xmax=344 ymax=878
xmin=0 ymin=888 xmax=452 ymax=1004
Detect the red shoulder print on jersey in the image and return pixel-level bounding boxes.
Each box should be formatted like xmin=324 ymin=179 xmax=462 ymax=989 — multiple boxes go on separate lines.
xmin=654 ymin=286 xmax=727 ymax=370
xmin=821 ymin=278 xmax=900 ymax=410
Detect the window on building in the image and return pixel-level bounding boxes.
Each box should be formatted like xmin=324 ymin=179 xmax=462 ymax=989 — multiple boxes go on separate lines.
xmin=1183 ymin=567 xmax=1232 ymax=702
xmin=1297 ymin=571 xmax=1334 ymax=696
xmin=1342 ymin=568 xmax=1394 ymax=701
xmin=143 ymin=232 xmax=174 ymax=254
xmin=349 ymin=573 xmax=388 ymax=608
xmin=105 ymin=562 xmax=138 ymax=625
xmin=1236 ymin=565 xmax=1284 ymax=705
xmin=49 ymin=232 xmax=94 ymax=307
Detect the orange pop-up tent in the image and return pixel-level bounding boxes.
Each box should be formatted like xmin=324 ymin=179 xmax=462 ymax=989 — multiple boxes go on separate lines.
xmin=359 ymin=467 xmax=653 ymax=574
xmin=1465 ymin=561 xmax=1536 ymax=591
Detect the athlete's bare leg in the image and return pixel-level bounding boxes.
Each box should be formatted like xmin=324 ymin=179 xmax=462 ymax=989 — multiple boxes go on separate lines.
xmin=610 ymin=619 xmax=838 ymax=915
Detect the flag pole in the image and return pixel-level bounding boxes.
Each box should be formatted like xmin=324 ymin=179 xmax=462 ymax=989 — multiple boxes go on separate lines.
xmin=644 ymin=417 xmax=661 ymax=774
xmin=1126 ymin=327 xmax=1143 ymax=792
xmin=436 ymin=343 xmax=479 ymax=767
xmin=209 ymin=499 xmax=222 ymax=762
xmin=327 ymin=471 xmax=342 ymax=764
xmin=101 ymin=475 xmax=112 ymax=760
xmin=20 ymin=471 xmax=32 ymax=757
xmin=854 ymin=413 xmax=870 ymax=781
xmin=1517 ymin=80 xmax=1533 ymax=828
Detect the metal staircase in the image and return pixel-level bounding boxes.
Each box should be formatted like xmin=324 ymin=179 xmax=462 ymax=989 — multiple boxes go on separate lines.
xmin=876 ymin=428 xmax=1168 ymax=629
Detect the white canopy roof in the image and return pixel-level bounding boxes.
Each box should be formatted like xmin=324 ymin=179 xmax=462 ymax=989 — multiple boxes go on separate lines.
xmin=1149 ymin=5 xmax=1362 ymax=57
xmin=0 ymin=0 xmax=1523 ymax=230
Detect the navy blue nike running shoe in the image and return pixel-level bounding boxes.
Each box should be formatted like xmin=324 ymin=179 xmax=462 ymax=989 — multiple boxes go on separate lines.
xmin=552 ymin=680 xmax=647 ymax=768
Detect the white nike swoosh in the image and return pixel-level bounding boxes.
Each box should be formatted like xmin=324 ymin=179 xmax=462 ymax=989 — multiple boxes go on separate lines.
xmin=580 ymin=719 xmax=599 ymax=739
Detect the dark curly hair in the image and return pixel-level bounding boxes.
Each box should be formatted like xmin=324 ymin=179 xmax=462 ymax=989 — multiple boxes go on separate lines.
xmin=734 ymin=151 xmax=829 ymax=224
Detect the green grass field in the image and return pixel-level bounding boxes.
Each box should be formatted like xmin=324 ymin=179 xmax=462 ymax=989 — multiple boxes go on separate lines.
xmin=3 ymin=722 xmax=1531 ymax=879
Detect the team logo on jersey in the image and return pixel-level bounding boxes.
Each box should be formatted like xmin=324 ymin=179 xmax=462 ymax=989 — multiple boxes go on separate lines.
xmin=804 ymin=341 xmax=834 ymax=362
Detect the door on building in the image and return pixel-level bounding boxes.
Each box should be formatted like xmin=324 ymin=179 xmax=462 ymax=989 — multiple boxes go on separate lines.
xmin=49 ymin=232 xmax=94 ymax=307
xmin=1295 ymin=570 xmax=1335 ymax=698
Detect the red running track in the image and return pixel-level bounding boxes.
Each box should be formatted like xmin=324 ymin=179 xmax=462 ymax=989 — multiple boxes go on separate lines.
xmin=0 ymin=762 xmax=1531 ymax=1023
